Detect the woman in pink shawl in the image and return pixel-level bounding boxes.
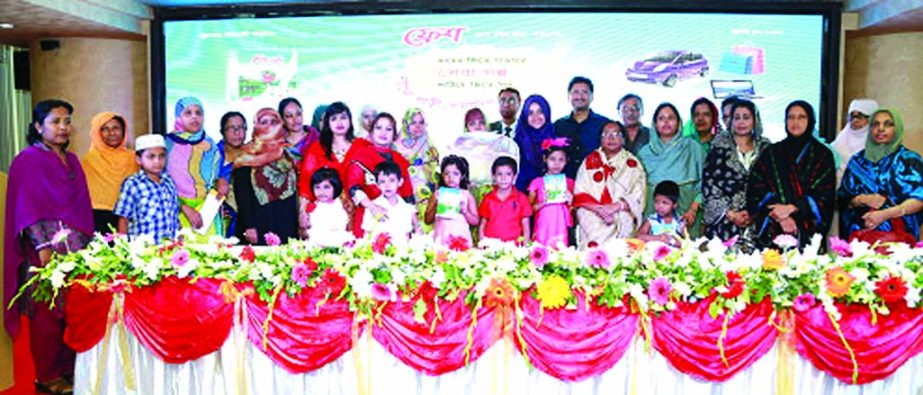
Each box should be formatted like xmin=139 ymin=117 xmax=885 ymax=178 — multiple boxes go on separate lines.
xmin=4 ymin=99 xmax=93 ymax=394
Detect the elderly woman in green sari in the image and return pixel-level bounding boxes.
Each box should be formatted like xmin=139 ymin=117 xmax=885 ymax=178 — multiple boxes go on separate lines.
xmin=637 ymin=102 xmax=706 ymax=238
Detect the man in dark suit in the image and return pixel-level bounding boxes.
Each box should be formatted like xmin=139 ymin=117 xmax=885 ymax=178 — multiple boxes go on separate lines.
xmin=489 ymin=87 xmax=521 ymax=138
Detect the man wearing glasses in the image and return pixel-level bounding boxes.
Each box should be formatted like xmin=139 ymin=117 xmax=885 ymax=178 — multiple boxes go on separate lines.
xmin=618 ymin=93 xmax=649 ymax=155
xmin=832 ymin=98 xmax=878 ymax=181
xmin=489 ymin=87 xmax=521 ymax=138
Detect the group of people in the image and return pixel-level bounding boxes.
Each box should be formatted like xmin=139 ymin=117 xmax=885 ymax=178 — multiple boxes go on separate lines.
xmin=3 ymin=76 xmax=922 ymax=394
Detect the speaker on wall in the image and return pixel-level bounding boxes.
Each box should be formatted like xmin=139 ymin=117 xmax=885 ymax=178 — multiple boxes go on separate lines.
xmin=39 ymin=39 xmax=60 ymax=51
xmin=13 ymin=50 xmax=29 ymax=91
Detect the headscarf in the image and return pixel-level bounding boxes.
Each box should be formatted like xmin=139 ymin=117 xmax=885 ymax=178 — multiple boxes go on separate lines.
xmin=728 ymin=100 xmax=764 ymax=140
xmin=241 ymin=108 xmax=296 ymax=205
xmin=235 ymin=108 xmax=287 ymax=168
xmin=864 ymin=108 xmax=904 ymax=163
xmin=777 ymin=100 xmax=817 ymax=160
xmin=400 ymin=108 xmax=427 ymax=145
xmin=639 ymin=104 xmax=702 ymax=185
xmin=833 ymin=99 xmax=878 ymax=163
xmin=311 ymin=104 xmax=328 ymax=132
xmin=170 ymin=96 xmax=207 ymax=143
xmin=513 ymin=95 xmax=555 ymax=174
xmin=682 ymin=97 xmax=721 ymax=140
xmin=81 ymin=112 xmax=139 ymax=211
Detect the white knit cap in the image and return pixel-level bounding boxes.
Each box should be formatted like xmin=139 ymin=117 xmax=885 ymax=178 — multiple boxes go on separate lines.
xmin=848 ymin=99 xmax=879 ymax=117
xmin=135 ymin=134 xmax=166 ymax=152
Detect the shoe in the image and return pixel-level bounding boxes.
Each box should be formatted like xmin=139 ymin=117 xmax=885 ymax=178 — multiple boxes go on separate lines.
xmin=35 ymin=377 xmax=74 ymax=395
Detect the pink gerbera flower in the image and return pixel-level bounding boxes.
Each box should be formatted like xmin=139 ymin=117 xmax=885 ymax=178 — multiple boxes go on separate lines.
xmin=793 ymin=293 xmax=816 ymax=313
xmin=264 ymin=232 xmax=281 ymax=247
xmin=530 ymin=245 xmax=549 ymax=268
xmin=829 ymin=236 xmax=852 ymax=257
xmin=372 ymin=283 xmax=396 ymax=302
xmin=585 ymin=248 xmax=610 ymax=269
xmin=291 ymin=263 xmax=312 ymax=288
xmin=170 ymin=249 xmax=190 ymax=267
xmin=648 ymin=277 xmax=672 ymax=306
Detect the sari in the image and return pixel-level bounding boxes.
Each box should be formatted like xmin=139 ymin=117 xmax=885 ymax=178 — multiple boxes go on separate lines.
xmin=394 ymin=108 xmax=439 ymax=225
xmin=232 ymin=108 xmax=298 ymax=244
xmin=345 ymin=138 xmax=415 ymax=238
xmin=81 ymin=112 xmax=139 ymax=233
xmin=747 ymin=101 xmax=836 ymax=249
xmin=574 ymin=148 xmax=646 ymax=248
xmin=838 ymin=108 xmax=923 ymax=239
xmin=165 ymin=97 xmax=223 ymax=237
xmin=637 ymin=133 xmax=706 ymax=238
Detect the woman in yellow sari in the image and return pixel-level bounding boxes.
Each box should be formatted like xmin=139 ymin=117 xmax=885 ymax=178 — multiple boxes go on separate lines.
xmin=81 ymin=112 xmax=138 ymax=234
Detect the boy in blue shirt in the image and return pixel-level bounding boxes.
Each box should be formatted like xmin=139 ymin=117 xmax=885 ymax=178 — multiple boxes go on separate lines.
xmin=114 ymin=134 xmax=180 ymax=244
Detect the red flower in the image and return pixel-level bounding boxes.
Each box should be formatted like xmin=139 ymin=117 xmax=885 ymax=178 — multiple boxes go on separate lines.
xmin=447 ymin=235 xmax=470 ymax=252
xmin=719 ymin=271 xmax=745 ymax=299
xmin=626 ymin=159 xmax=638 ymax=168
xmin=418 ymin=280 xmax=439 ymax=302
xmin=875 ymin=275 xmax=908 ymax=303
xmin=372 ymin=233 xmax=392 ymax=254
xmin=586 ymin=241 xmax=599 ymax=249
xmin=303 ymin=257 xmax=319 ymax=271
xmin=321 ymin=268 xmax=346 ymax=296
xmin=585 ymin=151 xmax=603 ymax=170
xmin=593 ymin=172 xmax=604 ymax=183
xmin=239 ymin=245 xmax=256 ymax=263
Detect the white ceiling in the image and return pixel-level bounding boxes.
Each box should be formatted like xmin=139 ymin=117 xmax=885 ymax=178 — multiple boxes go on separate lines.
xmin=1 ymin=0 xmax=921 ymax=48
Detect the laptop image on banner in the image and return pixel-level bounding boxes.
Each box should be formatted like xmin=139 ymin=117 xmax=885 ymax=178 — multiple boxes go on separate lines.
xmin=711 ymin=80 xmax=763 ymax=99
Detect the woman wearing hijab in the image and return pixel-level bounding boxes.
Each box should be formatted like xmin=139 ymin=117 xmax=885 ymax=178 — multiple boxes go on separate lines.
xmin=832 ymin=98 xmax=879 ymax=182
xmin=5 ymin=99 xmax=93 ymax=395
xmin=232 ymin=108 xmax=299 ymax=245
xmin=703 ymin=100 xmax=771 ymax=249
xmin=637 ymin=102 xmax=706 ymax=238
xmin=514 ymin=95 xmax=557 ymax=192
xmin=394 ymin=108 xmax=440 ymax=225
xmin=81 ymin=112 xmax=139 ymax=234
xmin=165 ymin=97 xmax=226 ymax=238
xmin=838 ymin=108 xmax=923 ymax=240
xmin=681 ymin=97 xmax=721 ymax=153
xmin=746 ymin=100 xmax=836 ymax=249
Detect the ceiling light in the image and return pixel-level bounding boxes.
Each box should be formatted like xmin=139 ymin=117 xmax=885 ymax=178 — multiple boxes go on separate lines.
xmin=0 ymin=23 xmax=14 ymax=29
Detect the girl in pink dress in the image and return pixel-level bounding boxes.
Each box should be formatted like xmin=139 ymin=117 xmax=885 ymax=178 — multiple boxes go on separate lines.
xmin=424 ymin=155 xmax=479 ymax=248
xmin=527 ymin=138 xmax=574 ymax=248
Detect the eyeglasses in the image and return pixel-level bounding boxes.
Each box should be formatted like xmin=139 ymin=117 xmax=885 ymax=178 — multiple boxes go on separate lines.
xmin=621 ymin=105 xmax=641 ymax=113
xmin=602 ymin=131 xmax=622 ymax=139
xmin=499 ymin=98 xmax=518 ymax=105
xmin=849 ymin=112 xmax=869 ymax=121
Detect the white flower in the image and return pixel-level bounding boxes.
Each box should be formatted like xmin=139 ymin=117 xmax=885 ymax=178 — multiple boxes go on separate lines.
xmin=49 ymin=269 xmax=66 ymax=289
xmin=474 ymin=277 xmax=492 ymax=299
xmin=628 ymin=283 xmax=648 ymax=307
xmin=430 ymin=267 xmax=446 ymax=289
xmin=732 ymin=299 xmax=747 ymax=313
xmin=256 ymin=262 xmax=274 ymax=280
xmin=58 ymin=259 xmax=76 ymax=274
xmin=177 ymin=258 xmax=199 ymax=278
xmin=673 ymin=249 xmax=693 ymax=268
xmin=673 ymin=281 xmax=692 ymax=298
xmin=143 ymin=259 xmax=162 ymax=281
xmin=391 ymin=267 xmax=407 ymax=286
xmin=822 ymin=301 xmax=842 ymax=321
xmin=905 ymin=287 xmax=921 ymax=308
xmin=512 ymin=247 xmax=530 ymax=261
xmin=494 ymin=257 xmax=517 ymax=274
xmin=850 ymin=267 xmax=870 ymax=284
xmin=350 ymin=268 xmax=374 ymax=298
xmin=603 ymin=239 xmax=630 ymax=260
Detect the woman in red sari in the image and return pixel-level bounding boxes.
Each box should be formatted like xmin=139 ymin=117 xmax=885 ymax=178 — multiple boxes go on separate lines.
xmin=344 ymin=112 xmax=414 ymax=238
xmin=296 ymin=102 xmax=357 ymax=237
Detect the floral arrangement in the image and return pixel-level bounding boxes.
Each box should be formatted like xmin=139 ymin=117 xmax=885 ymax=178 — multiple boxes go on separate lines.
xmin=13 ymin=229 xmax=923 ymax=327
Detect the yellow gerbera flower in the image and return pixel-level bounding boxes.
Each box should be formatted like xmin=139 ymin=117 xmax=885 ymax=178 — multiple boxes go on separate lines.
xmin=537 ymin=275 xmax=571 ymax=310
xmin=762 ymin=250 xmax=785 ymax=270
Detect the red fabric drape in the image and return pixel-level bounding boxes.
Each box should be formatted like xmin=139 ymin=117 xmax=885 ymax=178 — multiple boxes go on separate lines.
xmin=64 ymin=285 xmax=113 ymax=352
xmin=122 ymin=277 xmax=234 ymax=363
xmin=514 ymin=292 xmax=637 ymax=382
xmin=794 ymin=303 xmax=923 ymax=384
xmin=244 ymin=286 xmax=359 ymax=374
xmin=651 ymin=297 xmax=777 ymax=382
xmin=372 ymin=294 xmax=501 ymax=375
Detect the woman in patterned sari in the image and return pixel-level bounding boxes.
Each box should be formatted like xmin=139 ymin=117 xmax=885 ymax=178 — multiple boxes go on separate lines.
xmin=393 ymin=108 xmax=439 ymax=227
xmin=232 ymin=108 xmax=298 ymax=245
xmin=703 ymin=100 xmax=771 ymax=250
xmin=838 ymin=108 xmax=923 ymax=240
xmin=574 ymin=121 xmax=646 ymax=248
xmin=165 ymin=97 xmax=227 ymax=238
xmin=746 ymin=100 xmax=836 ymax=249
